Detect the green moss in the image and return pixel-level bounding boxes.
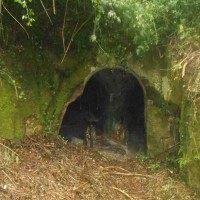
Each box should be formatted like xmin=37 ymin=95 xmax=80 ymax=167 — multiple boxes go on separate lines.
xmin=44 ymin=55 xmax=93 ymax=133
xmin=0 ymin=41 xmax=98 ymax=138
xmin=0 ymin=82 xmax=22 ymax=139
xmin=178 ymin=100 xmax=192 ymax=164
xmin=187 ymin=161 xmax=200 ymax=194
xmin=147 ymin=100 xmax=170 ymax=156
xmin=178 ymin=98 xmax=200 ymax=192
xmin=0 ymin=44 xmax=60 ymax=138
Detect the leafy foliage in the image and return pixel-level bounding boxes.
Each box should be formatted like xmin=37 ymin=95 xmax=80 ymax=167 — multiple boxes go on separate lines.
xmin=13 ymin=0 xmax=35 ymax=26
xmin=91 ymin=0 xmax=200 ymax=57
xmin=0 ymin=0 xmax=94 ymax=51
xmin=0 ymin=0 xmax=200 ymax=58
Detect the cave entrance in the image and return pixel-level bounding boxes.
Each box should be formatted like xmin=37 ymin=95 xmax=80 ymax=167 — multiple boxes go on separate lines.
xmin=59 ymin=68 xmax=146 ymax=152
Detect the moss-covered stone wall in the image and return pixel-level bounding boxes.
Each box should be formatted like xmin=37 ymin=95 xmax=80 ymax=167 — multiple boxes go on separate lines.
xmin=0 ymin=45 xmax=94 ymax=139
xmin=0 ymin=45 xmax=200 ymax=193
xmin=179 ymin=94 xmax=200 ymax=192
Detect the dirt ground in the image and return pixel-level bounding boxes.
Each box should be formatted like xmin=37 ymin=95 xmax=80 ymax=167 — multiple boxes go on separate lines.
xmin=0 ymin=134 xmax=199 ymax=200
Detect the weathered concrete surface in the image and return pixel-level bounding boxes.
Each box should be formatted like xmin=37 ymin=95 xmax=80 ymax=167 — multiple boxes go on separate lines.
xmin=0 ymin=46 xmax=199 ymax=193
xmin=0 ymin=46 xmax=93 ymax=139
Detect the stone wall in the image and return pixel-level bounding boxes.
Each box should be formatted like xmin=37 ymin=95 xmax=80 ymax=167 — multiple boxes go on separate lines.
xmin=0 ymin=46 xmax=93 ymax=139
xmin=0 ymin=46 xmax=199 ymax=193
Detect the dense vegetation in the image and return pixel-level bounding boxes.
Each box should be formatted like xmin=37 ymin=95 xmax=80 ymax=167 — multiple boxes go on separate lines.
xmin=0 ymin=0 xmax=199 ymax=58
xmin=92 ymin=0 xmax=200 ymax=56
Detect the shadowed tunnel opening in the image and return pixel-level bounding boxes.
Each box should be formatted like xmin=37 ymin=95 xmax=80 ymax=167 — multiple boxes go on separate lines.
xmin=59 ymin=68 xmax=146 ymax=152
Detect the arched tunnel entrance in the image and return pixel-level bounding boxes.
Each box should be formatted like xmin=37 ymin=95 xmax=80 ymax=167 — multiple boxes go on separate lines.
xmin=59 ymin=68 xmax=146 ymax=152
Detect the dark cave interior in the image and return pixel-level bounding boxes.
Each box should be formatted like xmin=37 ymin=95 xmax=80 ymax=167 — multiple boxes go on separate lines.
xmin=59 ymin=68 xmax=146 ymax=152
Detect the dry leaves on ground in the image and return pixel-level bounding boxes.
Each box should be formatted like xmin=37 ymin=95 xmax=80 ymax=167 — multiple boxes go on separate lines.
xmin=0 ymin=134 xmax=199 ymax=200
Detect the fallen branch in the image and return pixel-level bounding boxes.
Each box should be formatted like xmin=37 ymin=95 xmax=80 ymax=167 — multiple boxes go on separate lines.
xmin=106 ymin=171 xmax=152 ymax=178
xmin=2 ymin=169 xmax=17 ymax=187
xmin=103 ymin=166 xmax=131 ymax=173
xmin=112 ymin=186 xmax=134 ymax=200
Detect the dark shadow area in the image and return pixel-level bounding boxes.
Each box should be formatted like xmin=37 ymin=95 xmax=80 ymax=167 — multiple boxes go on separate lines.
xmin=59 ymin=68 xmax=146 ymax=152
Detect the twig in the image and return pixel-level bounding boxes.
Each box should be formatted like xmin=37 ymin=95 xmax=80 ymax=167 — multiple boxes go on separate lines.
xmin=176 ymin=50 xmax=200 ymax=78
xmin=39 ymin=0 xmax=53 ymax=25
xmin=73 ymin=16 xmax=91 ymax=36
xmin=94 ymin=39 xmax=108 ymax=55
xmin=52 ymin=0 xmax=56 ymax=15
xmin=182 ymin=54 xmax=196 ymax=78
xmin=62 ymin=0 xmax=69 ymax=52
xmin=2 ymin=170 xmax=17 ymax=187
xmin=60 ymin=22 xmax=78 ymax=64
xmin=106 ymin=171 xmax=152 ymax=178
xmin=0 ymin=0 xmax=2 ymax=14
xmin=112 ymin=186 xmax=134 ymax=200
xmin=73 ymin=182 xmax=88 ymax=192
xmin=103 ymin=166 xmax=131 ymax=173
xmin=60 ymin=15 xmax=92 ymax=64
xmin=2 ymin=3 xmax=29 ymax=38
xmin=0 ymin=142 xmax=19 ymax=157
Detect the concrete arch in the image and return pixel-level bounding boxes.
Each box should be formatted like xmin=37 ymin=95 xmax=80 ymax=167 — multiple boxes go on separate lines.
xmin=59 ymin=67 xmax=147 ymax=152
